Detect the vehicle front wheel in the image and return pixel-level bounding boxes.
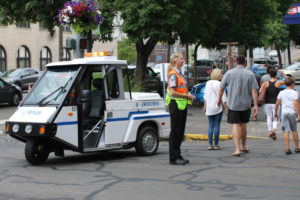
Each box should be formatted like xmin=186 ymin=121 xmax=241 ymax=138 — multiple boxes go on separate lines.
xmin=25 ymin=140 xmax=49 ymax=165
xmin=10 ymin=93 xmax=20 ymax=106
xmin=135 ymin=126 xmax=159 ymax=156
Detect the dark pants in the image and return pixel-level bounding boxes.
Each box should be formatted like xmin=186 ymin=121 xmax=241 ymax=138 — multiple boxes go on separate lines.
xmin=169 ymin=100 xmax=187 ymax=162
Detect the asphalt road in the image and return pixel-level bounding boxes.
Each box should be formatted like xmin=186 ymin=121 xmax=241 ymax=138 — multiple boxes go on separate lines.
xmin=0 ymin=88 xmax=300 ymax=200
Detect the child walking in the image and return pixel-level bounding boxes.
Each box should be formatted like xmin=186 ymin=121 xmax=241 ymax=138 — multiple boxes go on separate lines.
xmin=275 ymin=77 xmax=300 ymax=154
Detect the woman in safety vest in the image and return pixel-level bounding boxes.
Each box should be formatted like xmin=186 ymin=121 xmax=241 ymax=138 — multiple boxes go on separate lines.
xmin=166 ymin=52 xmax=194 ymax=165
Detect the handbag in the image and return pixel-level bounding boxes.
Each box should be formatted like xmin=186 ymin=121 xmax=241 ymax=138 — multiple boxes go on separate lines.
xmin=258 ymin=85 xmax=267 ymax=105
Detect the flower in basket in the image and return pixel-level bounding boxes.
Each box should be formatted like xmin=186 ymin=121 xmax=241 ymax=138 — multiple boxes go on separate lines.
xmin=57 ymin=0 xmax=103 ymax=34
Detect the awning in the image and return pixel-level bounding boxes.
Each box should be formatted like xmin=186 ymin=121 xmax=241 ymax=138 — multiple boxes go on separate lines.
xmin=283 ymin=3 xmax=300 ymax=24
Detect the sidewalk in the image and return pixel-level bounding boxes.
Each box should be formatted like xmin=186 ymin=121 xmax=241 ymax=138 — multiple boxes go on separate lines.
xmin=185 ymin=103 xmax=285 ymax=141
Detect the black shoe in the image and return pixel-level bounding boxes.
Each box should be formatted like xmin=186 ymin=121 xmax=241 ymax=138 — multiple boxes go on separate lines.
xmin=170 ymin=159 xmax=186 ymax=165
xmin=286 ymin=149 xmax=292 ymax=155
xmin=178 ymin=156 xmax=190 ymax=164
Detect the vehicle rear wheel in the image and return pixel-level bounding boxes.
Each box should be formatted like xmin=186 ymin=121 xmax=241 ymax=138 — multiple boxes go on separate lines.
xmin=135 ymin=126 xmax=159 ymax=156
xmin=11 ymin=93 xmax=20 ymax=106
xmin=25 ymin=140 xmax=49 ymax=165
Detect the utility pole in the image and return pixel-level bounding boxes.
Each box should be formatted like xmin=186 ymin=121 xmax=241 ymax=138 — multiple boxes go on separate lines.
xmin=220 ymin=42 xmax=238 ymax=70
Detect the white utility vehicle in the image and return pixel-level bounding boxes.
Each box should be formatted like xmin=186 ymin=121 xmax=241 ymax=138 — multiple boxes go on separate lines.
xmin=6 ymin=52 xmax=170 ymax=165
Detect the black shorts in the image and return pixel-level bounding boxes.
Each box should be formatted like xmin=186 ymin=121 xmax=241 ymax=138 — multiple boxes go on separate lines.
xmin=227 ymin=109 xmax=251 ymax=124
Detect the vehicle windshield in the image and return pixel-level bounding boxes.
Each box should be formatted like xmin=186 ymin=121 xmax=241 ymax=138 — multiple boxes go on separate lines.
xmin=1 ymin=69 xmax=23 ymax=77
xmin=286 ymin=63 xmax=300 ymax=70
xmin=23 ymin=66 xmax=79 ymax=105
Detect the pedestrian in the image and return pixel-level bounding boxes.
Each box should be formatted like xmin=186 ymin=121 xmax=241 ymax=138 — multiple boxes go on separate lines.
xmin=166 ymin=52 xmax=194 ymax=165
xmin=260 ymin=66 xmax=273 ymax=86
xmin=260 ymin=68 xmax=286 ymax=140
xmin=251 ymin=65 xmax=260 ymax=120
xmin=274 ymin=77 xmax=300 ymax=155
xmin=203 ymin=68 xmax=228 ymax=150
xmin=218 ymin=55 xmax=259 ymax=157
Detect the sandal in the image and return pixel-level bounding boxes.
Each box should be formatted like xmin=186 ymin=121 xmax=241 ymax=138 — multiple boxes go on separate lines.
xmin=295 ymin=148 xmax=300 ymax=153
xmin=286 ymin=149 xmax=292 ymax=155
xmin=232 ymin=152 xmax=241 ymax=157
xmin=241 ymin=148 xmax=249 ymax=153
xmin=272 ymin=132 xmax=277 ymax=140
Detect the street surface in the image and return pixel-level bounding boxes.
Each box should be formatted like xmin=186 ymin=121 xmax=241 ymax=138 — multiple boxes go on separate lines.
xmin=0 ymin=88 xmax=300 ymax=199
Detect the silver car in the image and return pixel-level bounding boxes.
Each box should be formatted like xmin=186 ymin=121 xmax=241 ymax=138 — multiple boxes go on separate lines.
xmin=282 ymin=62 xmax=300 ymax=81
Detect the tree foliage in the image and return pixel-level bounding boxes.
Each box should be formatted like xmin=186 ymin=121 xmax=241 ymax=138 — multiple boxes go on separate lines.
xmin=117 ymin=38 xmax=137 ymax=65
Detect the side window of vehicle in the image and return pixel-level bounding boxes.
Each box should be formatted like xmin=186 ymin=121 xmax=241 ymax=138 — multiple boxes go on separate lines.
xmin=29 ymin=69 xmax=38 ymax=75
xmin=106 ymin=67 xmax=120 ymax=98
xmin=22 ymin=70 xmax=30 ymax=77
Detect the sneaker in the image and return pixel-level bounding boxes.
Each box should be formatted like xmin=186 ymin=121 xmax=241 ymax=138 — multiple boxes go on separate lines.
xmin=286 ymin=149 xmax=292 ymax=155
xmin=208 ymin=145 xmax=213 ymax=150
xmin=214 ymin=145 xmax=222 ymax=150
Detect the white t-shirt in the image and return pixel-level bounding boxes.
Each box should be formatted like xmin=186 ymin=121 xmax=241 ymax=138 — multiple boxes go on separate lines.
xmin=204 ymin=80 xmax=227 ymax=116
xmin=277 ymin=89 xmax=299 ymax=114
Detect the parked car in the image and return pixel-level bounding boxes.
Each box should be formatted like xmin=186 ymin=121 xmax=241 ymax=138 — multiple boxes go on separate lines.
xmin=195 ymin=59 xmax=215 ymax=82
xmin=0 ymin=77 xmax=22 ymax=105
xmin=0 ymin=68 xmax=41 ymax=91
xmin=269 ymin=50 xmax=278 ymax=57
xmin=253 ymin=58 xmax=278 ymax=69
xmin=191 ymin=69 xmax=287 ymax=104
xmin=127 ymin=65 xmax=163 ymax=96
xmin=282 ymin=62 xmax=300 ymax=81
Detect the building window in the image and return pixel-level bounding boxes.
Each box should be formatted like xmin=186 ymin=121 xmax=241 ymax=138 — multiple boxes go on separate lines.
xmin=39 ymin=21 xmax=47 ymax=30
xmin=63 ymin=25 xmax=71 ymax=32
xmin=16 ymin=21 xmax=30 ymax=28
xmin=0 ymin=46 xmax=7 ymax=72
xmin=17 ymin=46 xmax=31 ymax=68
xmin=40 ymin=47 xmax=52 ymax=70
xmin=63 ymin=49 xmax=71 ymax=61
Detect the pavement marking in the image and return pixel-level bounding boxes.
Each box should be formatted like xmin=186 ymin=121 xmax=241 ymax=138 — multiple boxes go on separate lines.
xmin=185 ymin=134 xmax=269 ymax=141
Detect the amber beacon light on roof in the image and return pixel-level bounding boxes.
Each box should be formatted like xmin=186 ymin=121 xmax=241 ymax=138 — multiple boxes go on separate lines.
xmin=84 ymin=51 xmax=108 ymax=57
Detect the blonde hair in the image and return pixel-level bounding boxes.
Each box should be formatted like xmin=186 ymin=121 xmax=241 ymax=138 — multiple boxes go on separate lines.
xmin=210 ymin=68 xmax=223 ymax=80
xmin=167 ymin=52 xmax=183 ymax=75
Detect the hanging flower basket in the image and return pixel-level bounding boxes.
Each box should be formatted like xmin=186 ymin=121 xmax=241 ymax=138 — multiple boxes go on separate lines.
xmin=57 ymin=0 xmax=103 ymax=34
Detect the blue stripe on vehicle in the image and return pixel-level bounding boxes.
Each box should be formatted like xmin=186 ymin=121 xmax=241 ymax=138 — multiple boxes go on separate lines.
xmin=56 ymin=121 xmax=78 ymax=126
xmin=132 ymin=114 xmax=170 ymax=120
xmin=106 ymin=110 xmax=149 ymax=122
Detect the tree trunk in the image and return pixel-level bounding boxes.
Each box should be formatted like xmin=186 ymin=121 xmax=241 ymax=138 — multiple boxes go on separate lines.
xmin=287 ymin=42 xmax=291 ymax=65
xmin=135 ymin=39 xmax=157 ymax=90
xmin=193 ymin=42 xmax=200 ymax=84
xmin=275 ymin=44 xmax=282 ymax=69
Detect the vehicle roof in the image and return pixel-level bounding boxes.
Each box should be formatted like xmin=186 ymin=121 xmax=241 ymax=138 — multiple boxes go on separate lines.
xmin=46 ymin=56 xmax=127 ymax=67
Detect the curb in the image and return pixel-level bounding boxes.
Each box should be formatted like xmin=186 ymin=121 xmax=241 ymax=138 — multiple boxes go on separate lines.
xmin=185 ymin=134 xmax=269 ymax=141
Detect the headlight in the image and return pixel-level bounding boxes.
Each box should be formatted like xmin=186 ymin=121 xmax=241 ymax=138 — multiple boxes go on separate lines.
xmin=25 ymin=125 xmax=33 ymax=134
xmin=12 ymin=124 xmax=20 ymax=133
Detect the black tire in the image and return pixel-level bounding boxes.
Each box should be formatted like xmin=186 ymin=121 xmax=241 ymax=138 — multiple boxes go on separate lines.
xmin=25 ymin=140 xmax=49 ymax=165
xmin=10 ymin=93 xmax=20 ymax=106
xmin=135 ymin=126 xmax=159 ymax=156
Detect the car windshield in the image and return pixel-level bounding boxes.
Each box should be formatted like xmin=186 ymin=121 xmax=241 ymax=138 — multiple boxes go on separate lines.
xmin=1 ymin=69 xmax=23 ymax=77
xmin=23 ymin=66 xmax=79 ymax=105
xmin=285 ymin=63 xmax=300 ymax=70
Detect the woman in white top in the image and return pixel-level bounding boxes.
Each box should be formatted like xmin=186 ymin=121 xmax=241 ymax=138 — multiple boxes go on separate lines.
xmin=204 ymin=68 xmax=228 ymax=150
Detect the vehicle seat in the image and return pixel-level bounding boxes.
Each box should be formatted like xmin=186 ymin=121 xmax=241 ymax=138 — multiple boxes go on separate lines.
xmin=88 ymin=78 xmax=105 ymax=119
xmin=81 ymin=90 xmax=91 ymax=119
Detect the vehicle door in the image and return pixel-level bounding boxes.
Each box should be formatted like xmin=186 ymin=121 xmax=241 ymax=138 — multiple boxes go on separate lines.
xmin=19 ymin=69 xmax=31 ymax=88
xmin=294 ymin=64 xmax=300 ymax=80
xmin=0 ymin=79 xmax=10 ymax=103
xmin=27 ymin=69 xmax=40 ymax=86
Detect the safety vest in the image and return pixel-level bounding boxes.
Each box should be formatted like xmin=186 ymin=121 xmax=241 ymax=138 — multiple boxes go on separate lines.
xmin=166 ymin=68 xmax=191 ymax=110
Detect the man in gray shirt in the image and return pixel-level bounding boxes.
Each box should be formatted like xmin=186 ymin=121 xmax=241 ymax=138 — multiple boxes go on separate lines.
xmin=218 ymin=55 xmax=259 ymax=157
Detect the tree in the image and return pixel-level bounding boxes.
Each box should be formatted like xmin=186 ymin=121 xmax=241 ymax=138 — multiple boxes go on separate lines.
xmin=117 ymin=38 xmax=137 ymax=65
xmin=100 ymin=0 xmax=196 ymax=89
